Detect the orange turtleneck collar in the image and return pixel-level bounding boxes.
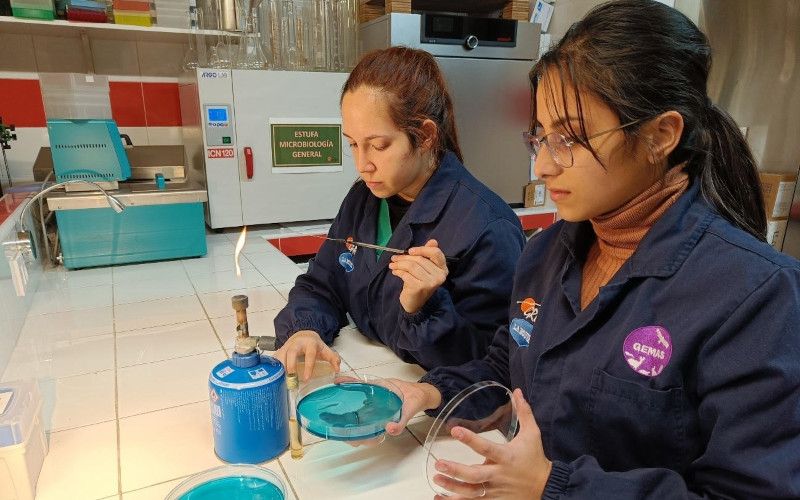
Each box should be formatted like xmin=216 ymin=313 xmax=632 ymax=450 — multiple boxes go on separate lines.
xmin=580 ymin=166 xmax=690 ymax=310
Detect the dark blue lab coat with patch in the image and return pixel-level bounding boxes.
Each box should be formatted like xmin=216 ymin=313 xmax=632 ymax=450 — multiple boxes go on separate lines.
xmin=274 ymin=152 xmax=525 ymax=370
xmin=422 ymin=180 xmax=800 ymax=498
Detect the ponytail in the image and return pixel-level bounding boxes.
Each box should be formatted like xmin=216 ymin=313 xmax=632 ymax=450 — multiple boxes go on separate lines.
xmin=689 ymin=102 xmax=767 ymax=240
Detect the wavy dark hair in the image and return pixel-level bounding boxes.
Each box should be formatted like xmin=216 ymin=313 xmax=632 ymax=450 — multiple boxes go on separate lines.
xmin=341 ymin=46 xmax=463 ymax=164
xmin=531 ymin=0 xmax=766 ymax=240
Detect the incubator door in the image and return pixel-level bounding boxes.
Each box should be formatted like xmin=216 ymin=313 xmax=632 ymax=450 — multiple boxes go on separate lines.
xmin=231 ymin=69 xmax=357 ymax=226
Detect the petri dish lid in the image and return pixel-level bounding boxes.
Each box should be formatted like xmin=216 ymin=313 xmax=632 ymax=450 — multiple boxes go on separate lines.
xmin=165 ymin=464 xmax=286 ymax=500
xmin=423 ymin=381 xmax=518 ymax=497
xmin=296 ymin=372 xmax=403 ymax=442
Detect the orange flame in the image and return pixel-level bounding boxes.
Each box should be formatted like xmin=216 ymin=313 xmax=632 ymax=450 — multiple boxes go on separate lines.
xmin=235 ymin=226 xmax=247 ymax=278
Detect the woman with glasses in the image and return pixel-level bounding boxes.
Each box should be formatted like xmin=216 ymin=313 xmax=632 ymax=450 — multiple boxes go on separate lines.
xmin=273 ymin=46 xmax=526 ymax=381
xmin=383 ymin=1 xmax=800 ymax=498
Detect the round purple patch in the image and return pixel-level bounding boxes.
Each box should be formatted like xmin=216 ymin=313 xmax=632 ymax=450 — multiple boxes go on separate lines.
xmin=622 ymin=326 xmax=673 ymax=377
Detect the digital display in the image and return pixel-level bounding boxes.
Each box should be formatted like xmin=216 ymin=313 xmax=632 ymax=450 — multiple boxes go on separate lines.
xmin=432 ymin=16 xmax=455 ymax=35
xmin=208 ymin=107 xmax=228 ymax=122
xmin=222 ymin=136 xmax=231 ymax=144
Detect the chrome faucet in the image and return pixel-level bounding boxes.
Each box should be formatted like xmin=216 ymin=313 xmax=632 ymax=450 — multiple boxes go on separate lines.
xmin=4 ymin=179 xmax=125 ymax=263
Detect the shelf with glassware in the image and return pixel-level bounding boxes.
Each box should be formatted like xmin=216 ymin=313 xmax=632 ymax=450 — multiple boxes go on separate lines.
xmin=0 ymin=14 xmax=232 ymax=42
xmin=188 ymin=0 xmax=359 ymax=72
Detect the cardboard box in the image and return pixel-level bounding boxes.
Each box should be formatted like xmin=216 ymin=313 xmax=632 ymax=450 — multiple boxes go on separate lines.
xmin=760 ymin=172 xmax=797 ymax=219
xmin=766 ymin=217 xmax=788 ymax=251
xmin=524 ymin=180 xmax=547 ymax=208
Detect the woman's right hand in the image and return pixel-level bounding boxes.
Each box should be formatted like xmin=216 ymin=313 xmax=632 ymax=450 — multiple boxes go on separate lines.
xmin=273 ymin=330 xmax=341 ymax=381
xmin=385 ymin=380 xmax=443 ymax=436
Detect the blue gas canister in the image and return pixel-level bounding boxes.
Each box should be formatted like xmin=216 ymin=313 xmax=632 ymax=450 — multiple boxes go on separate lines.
xmin=209 ymin=351 xmax=290 ymax=463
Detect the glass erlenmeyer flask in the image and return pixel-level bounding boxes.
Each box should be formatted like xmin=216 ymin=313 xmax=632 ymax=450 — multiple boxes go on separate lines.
xmin=235 ymin=5 xmax=268 ymax=69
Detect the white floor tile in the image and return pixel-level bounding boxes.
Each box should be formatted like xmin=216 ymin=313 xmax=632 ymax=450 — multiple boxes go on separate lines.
xmin=333 ymin=329 xmax=404 ymax=371
xmin=116 ymin=319 xmax=223 ymax=368
xmin=117 ymin=351 xmax=224 ymax=418
xmin=112 ymin=260 xmax=189 ymax=286
xmin=113 ymin=275 xmax=196 ymax=305
xmin=188 ymin=269 xmax=270 ymax=294
xmin=257 ymin=264 xmax=303 ymax=286
xmin=39 ymin=370 xmax=117 ymax=432
xmin=35 ymin=421 xmax=119 ymax=500
xmin=273 ymin=283 xmax=293 ymax=301
xmin=355 ymin=360 xmax=427 ymax=384
xmin=2 ymin=334 xmax=115 ymax=381
xmin=244 ymin=251 xmax=297 ymax=269
xmin=37 ymin=266 xmax=113 ymax=292
xmin=121 ymin=479 xmax=182 ymax=500
xmin=114 ymin=295 xmax=207 ymax=332
xmin=278 ymin=430 xmax=431 ymax=500
xmin=17 ymin=305 xmax=114 ymax=345
xmin=405 ymin=414 xmax=436 ymax=447
xmin=27 ymin=284 xmax=114 ymax=315
xmin=118 ymin=402 xmax=222 ymax=492
xmin=181 ymin=252 xmax=255 ymax=276
xmin=205 ymin=240 xmax=236 ymax=257
xmin=198 ymin=286 xmax=287 ymax=319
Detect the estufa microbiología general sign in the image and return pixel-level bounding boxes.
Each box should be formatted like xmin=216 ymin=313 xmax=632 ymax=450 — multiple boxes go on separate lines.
xmin=271 ymin=124 xmax=342 ymax=168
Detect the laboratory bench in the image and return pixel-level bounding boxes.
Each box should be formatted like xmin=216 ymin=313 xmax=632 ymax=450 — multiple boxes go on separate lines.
xmin=0 ymin=227 xmax=444 ymax=500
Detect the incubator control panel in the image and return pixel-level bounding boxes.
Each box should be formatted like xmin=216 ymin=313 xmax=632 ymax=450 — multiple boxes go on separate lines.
xmin=204 ymin=104 xmax=233 ymax=146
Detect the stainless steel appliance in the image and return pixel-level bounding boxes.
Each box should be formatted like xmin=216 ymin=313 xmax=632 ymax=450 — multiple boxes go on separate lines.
xmin=360 ymin=12 xmax=540 ymax=205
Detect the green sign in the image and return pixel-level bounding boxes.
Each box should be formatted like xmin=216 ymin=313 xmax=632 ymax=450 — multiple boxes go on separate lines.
xmin=271 ymin=124 xmax=342 ymax=167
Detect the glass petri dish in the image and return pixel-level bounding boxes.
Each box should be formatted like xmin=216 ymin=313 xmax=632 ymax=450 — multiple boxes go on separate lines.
xmin=165 ymin=464 xmax=286 ymax=500
xmin=423 ymin=381 xmax=518 ymax=497
xmin=296 ymin=371 xmax=403 ymax=441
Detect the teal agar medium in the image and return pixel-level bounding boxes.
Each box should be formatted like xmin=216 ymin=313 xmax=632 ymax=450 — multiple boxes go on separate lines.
xmin=175 ymin=476 xmax=284 ymax=500
xmin=297 ymin=382 xmax=402 ymax=440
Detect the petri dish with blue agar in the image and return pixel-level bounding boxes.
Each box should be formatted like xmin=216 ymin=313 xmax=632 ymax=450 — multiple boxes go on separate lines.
xmin=423 ymin=381 xmax=518 ymax=497
xmin=165 ymin=464 xmax=286 ymax=500
xmin=296 ymin=372 xmax=403 ymax=441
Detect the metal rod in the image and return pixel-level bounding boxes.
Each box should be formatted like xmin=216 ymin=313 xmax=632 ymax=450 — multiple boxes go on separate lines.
xmin=324 ymin=237 xmax=459 ymax=263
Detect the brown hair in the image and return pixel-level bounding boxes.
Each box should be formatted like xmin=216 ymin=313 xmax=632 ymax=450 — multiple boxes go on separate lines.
xmin=531 ymin=0 xmax=766 ymax=240
xmin=342 ymin=46 xmax=463 ymax=164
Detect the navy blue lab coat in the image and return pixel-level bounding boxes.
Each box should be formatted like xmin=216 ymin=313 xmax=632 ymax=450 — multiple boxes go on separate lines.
xmin=422 ymin=180 xmax=800 ymax=498
xmin=274 ymin=152 xmax=526 ymax=369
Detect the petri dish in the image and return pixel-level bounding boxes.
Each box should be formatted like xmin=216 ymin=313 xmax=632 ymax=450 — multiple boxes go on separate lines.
xmin=296 ymin=371 xmax=403 ymax=441
xmin=423 ymin=381 xmax=518 ymax=497
xmin=165 ymin=464 xmax=286 ymax=500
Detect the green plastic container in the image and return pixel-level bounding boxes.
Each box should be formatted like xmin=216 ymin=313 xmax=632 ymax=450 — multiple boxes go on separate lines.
xmin=11 ymin=5 xmax=55 ymax=18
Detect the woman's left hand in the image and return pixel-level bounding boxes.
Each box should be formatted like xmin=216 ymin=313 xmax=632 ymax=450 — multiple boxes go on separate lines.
xmin=431 ymin=389 xmax=553 ymax=499
xmin=388 ymin=239 xmax=448 ymax=314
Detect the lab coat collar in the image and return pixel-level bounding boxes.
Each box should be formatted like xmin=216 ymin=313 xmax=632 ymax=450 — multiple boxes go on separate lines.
xmin=559 ymin=179 xmax=714 ymax=280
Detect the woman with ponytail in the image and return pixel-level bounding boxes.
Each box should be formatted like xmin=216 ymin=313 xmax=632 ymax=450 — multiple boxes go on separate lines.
xmin=274 ymin=47 xmax=525 ymax=379
xmin=383 ymin=2 xmax=800 ymax=497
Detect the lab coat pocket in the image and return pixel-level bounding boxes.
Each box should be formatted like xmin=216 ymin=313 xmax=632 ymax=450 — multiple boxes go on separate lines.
xmin=588 ymin=369 xmax=688 ymax=473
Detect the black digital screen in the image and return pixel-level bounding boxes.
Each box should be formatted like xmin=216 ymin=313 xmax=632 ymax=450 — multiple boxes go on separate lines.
xmin=421 ymin=14 xmax=517 ymax=47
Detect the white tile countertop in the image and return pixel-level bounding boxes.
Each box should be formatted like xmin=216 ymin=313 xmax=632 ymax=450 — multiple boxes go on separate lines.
xmin=1 ymin=228 xmax=442 ymax=500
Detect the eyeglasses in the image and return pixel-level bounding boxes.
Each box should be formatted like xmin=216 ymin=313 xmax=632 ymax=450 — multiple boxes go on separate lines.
xmin=522 ymin=119 xmax=643 ymax=168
